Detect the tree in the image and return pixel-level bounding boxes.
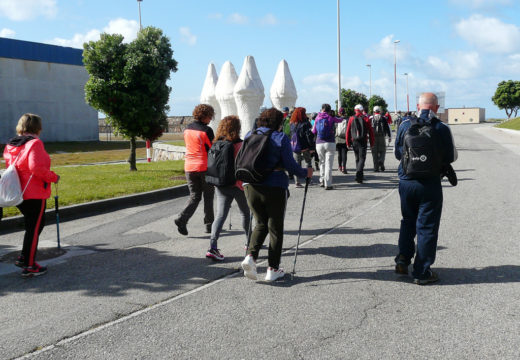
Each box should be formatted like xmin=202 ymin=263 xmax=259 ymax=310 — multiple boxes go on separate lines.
xmin=339 ymin=89 xmax=369 ymax=117
xmin=83 ymin=27 xmax=178 ymax=171
xmin=368 ymin=95 xmax=388 ymax=114
xmin=492 ymin=80 xmax=520 ymax=119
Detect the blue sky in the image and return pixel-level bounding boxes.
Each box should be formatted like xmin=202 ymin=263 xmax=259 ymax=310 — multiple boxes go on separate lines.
xmin=1 ymin=0 xmax=520 ymax=118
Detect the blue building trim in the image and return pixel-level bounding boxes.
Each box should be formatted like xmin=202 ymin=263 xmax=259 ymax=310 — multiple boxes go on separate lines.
xmin=0 ymin=37 xmax=83 ymax=66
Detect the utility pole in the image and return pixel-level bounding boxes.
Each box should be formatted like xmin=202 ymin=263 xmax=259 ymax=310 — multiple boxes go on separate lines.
xmin=137 ymin=0 xmax=143 ymax=31
xmin=337 ymin=0 xmax=341 ymax=111
xmin=393 ymin=39 xmax=400 ymax=115
xmin=366 ymin=64 xmax=372 ymax=100
xmin=404 ymin=72 xmax=409 ymax=112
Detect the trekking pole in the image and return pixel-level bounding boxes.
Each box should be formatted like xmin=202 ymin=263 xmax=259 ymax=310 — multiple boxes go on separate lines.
xmin=245 ymin=211 xmax=253 ymax=256
xmin=54 ymin=183 xmax=61 ymax=250
xmin=228 ymin=205 xmax=232 ymax=230
xmin=291 ymin=176 xmax=310 ymax=279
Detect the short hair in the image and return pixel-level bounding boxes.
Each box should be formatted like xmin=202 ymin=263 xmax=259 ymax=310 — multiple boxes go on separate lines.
xmin=192 ymin=104 xmax=215 ymax=122
xmin=257 ymin=108 xmax=283 ymax=130
xmin=290 ymin=107 xmax=307 ymax=124
xmin=16 ymin=113 xmax=42 ymax=135
xmin=215 ymin=115 xmax=241 ymax=142
xmin=321 ymin=103 xmax=331 ymax=112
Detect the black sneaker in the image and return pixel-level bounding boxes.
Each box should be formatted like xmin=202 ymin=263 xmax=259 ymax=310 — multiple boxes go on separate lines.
xmin=174 ymin=219 xmax=188 ymax=236
xmin=319 ymin=182 xmax=325 ymax=188
xmin=206 ymin=248 xmax=224 ymax=261
xmin=381 ymin=165 xmax=385 ymax=172
xmin=355 ymin=178 xmax=363 ymax=184
xmin=15 ymin=255 xmax=25 ymax=268
xmin=394 ymin=254 xmax=409 ymax=275
xmin=325 ymin=186 xmax=333 ymax=190
xmin=205 ymin=223 xmax=212 ymax=233
xmin=413 ymin=270 xmax=439 ymax=285
xmin=21 ymin=263 xmax=47 ymax=278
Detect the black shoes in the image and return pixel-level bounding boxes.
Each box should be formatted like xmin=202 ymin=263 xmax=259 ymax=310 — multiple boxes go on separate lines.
xmin=394 ymin=254 xmax=409 ymax=275
xmin=15 ymin=255 xmax=25 ymax=268
xmin=174 ymin=219 xmax=188 ymax=236
xmin=21 ymin=263 xmax=47 ymax=277
xmin=325 ymin=186 xmax=333 ymax=190
xmin=413 ymin=270 xmax=439 ymax=285
xmin=205 ymin=223 xmax=212 ymax=233
xmin=380 ymin=165 xmax=385 ymax=172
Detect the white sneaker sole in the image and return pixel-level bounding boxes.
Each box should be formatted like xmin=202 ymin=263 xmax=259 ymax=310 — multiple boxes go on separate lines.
xmin=241 ymin=260 xmax=257 ymax=281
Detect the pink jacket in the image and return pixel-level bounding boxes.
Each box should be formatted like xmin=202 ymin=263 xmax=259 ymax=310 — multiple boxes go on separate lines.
xmin=3 ymin=135 xmax=59 ymax=200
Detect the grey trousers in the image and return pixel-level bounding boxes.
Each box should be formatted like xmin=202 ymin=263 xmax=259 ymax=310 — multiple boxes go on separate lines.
xmin=177 ymin=171 xmax=214 ymax=226
xmin=372 ymin=134 xmax=387 ymax=170
xmin=210 ymin=186 xmax=251 ymax=249
xmin=293 ymin=150 xmax=312 ymax=183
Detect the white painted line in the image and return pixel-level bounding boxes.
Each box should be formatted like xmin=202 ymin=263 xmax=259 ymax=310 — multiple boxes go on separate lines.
xmin=16 ymin=187 xmax=397 ymax=359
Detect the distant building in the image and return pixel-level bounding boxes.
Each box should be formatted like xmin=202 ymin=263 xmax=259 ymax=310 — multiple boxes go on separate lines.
xmin=441 ymin=108 xmax=485 ymax=125
xmin=0 ymin=37 xmax=97 ymax=143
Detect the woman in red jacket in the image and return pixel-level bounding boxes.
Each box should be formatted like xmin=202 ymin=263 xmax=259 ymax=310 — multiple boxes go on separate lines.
xmin=3 ymin=113 xmax=60 ymax=277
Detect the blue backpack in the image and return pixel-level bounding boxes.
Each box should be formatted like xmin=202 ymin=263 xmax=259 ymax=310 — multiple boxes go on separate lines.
xmin=315 ymin=117 xmax=330 ymax=139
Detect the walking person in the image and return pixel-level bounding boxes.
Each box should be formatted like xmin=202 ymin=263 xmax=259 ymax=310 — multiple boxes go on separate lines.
xmin=394 ymin=92 xmax=457 ymax=284
xmin=309 ymin=112 xmax=320 ymax=171
xmin=205 ymin=116 xmax=250 ymax=261
xmin=346 ymin=104 xmax=375 ymax=183
xmin=3 ymin=113 xmax=60 ymax=277
xmin=240 ymin=108 xmax=313 ymax=282
xmin=312 ymin=104 xmax=342 ymax=190
xmin=335 ymin=107 xmax=348 ymax=174
xmin=174 ymin=104 xmax=215 ymax=236
xmin=289 ymin=107 xmax=315 ymax=188
xmin=370 ymin=106 xmax=391 ymax=172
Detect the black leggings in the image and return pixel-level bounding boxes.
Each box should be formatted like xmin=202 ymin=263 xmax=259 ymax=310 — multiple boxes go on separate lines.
xmin=336 ymin=143 xmax=347 ymax=169
xmin=17 ymin=199 xmax=46 ymax=267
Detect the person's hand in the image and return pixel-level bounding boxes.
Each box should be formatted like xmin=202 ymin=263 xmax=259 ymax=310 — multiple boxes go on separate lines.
xmin=55 ymin=175 xmax=60 ymax=183
xmin=306 ymin=167 xmax=313 ymax=179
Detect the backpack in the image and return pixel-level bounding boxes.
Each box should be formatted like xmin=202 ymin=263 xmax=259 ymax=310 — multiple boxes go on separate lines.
xmin=402 ymin=118 xmax=443 ymax=179
xmin=205 ymin=140 xmax=237 ymax=187
xmin=336 ymin=119 xmax=347 ymax=139
xmin=235 ymin=129 xmax=275 ymax=183
xmin=352 ymin=116 xmax=367 ymax=141
xmin=315 ymin=117 xmax=331 ymax=139
xmin=372 ymin=114 xmax=385 ymax=135
xmin=0 ymin=155 xmax=32 ymax=207
xmin=290 ymin=124 xmax=302 ymax=153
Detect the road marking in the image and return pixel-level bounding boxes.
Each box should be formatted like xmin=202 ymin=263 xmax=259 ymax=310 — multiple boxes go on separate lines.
xmin=16 ymin=187 xmax=397 ymax=359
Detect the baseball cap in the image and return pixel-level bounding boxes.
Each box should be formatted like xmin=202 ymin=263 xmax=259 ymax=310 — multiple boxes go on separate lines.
xmin=354 ymin=104 xmax=364 ymax=111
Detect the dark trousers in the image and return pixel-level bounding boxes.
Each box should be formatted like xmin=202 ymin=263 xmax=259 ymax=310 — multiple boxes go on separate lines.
xmin=244 ymin=185 xmax=287 ymax=269
xmin=397 ymin=178 xmax=443 ymax=279
xmin=353 ymin=140 xmax=367 ymax=180
xmin=17 ymin=199 xmax=46 ymax=267
xmin=336 ymin=143 xmax=347 ymax=169
xmin=177 ymin=171 xmax=214 ymax=226
xmin=371 ymin=134 xmax=386 ymax=170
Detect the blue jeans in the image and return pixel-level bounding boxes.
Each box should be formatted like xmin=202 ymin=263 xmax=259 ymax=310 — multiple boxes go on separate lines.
xmin=397 ymin=178 xmax=443 ymax=279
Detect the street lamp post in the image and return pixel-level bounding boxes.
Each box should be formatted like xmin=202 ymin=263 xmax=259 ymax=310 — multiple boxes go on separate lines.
xmin=393 ymin=39 xmax=400 ymax=115
xmin=366 ymin=64 xmax=372 ymax=100
xmin=337 ymin=0 xmax=341 ymax=110
xmin=403 ymin=72 xmax=409 ymax=112
xmin=137 ymin=0 xmax=143 ymax=31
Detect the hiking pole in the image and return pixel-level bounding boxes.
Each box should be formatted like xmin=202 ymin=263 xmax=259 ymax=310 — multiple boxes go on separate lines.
xmin=228 ymin=205 xmax=232 ymax=230
xmin=245 ymin=211 xmax=253 ymax=256
xmin=54 ymin=183 xmax=61 ymax=250
xmin=291 ymin=176 xmax=310 ymax=279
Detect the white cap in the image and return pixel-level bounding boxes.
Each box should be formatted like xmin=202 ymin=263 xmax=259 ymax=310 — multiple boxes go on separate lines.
xmin=354 ymin=104 xmax=364 ymax=111
xmin=373 ymin=106 xmax=381 ymax=112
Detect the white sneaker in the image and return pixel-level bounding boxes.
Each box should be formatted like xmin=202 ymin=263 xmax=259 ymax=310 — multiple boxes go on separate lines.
xmin=241 ymin=255 xmax=257 ymax=280
xmin=265 ymin=267 xmax=285 ymax=282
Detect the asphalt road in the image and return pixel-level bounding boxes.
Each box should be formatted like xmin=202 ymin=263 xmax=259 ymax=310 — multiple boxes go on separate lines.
xmin=1 ymin=124 xmax=519 ymax=359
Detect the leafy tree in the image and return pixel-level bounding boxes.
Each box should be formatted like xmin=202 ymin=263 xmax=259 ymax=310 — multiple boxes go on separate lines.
xmin=83 ymin=27 xmax=178 ymax=171
xmin=492 ymin=80 xmax=520 ymax=119
xmin=339 ymin=89 xmax=369 ymax=117
xmin=368 ymin=95 xmax=388 ymax=114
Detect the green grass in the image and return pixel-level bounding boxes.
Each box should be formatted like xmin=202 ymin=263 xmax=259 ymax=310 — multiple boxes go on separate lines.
xmin=1 ymin=160 xmax=186 ymax=218
xmin=495 ymin=117 xmax=520 ymax=130
xmin=162 ymin=140 xmax=185 ymax=146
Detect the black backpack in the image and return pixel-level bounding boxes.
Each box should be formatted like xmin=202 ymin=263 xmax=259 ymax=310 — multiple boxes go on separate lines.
xmin=402 ymin=118 xmax=443 ymax=179
xmin=352 ymin=116 xmax=367 ymax=141
xmin=372 ymin=114 xmax=385 ymax=135
xmin=205 ymin=140 xmax=237 ymax=186
xmin=235 ymin=129 xmax=274 ymax=183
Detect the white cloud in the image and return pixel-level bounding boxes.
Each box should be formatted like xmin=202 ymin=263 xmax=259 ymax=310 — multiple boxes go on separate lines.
xmin=501 ymin=53 xmax=520 ymax=74
xmin=450 ymin=0 xmax=511 ymax=9
xmin=365 ymin=34 xmax=408 ymax=62
xmin=0 ymin=28 xmax=15 ymax=38
xmin=260 ymin=14 xmax=278 ymax=26
xmin=0 ymin=0 xmax=56 ymax=21
xmin=455 ymin=15 xmax=520 ymax=53
xmin=426 ymin=51 xmax=480 ymax=79
xmin=50 ymin=18 xmax=139 ymax=49
xmin=179 ymin=27 xmax=197 ymax=46
xmin=208 ymin=13 xmax=223 ymax=19
xmin=227 ymin=13 xmax=248 ymax=25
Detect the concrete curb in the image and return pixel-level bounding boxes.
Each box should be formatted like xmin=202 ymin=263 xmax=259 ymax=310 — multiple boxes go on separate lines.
xmin=0 ymin=184 xmax=189 ymax=234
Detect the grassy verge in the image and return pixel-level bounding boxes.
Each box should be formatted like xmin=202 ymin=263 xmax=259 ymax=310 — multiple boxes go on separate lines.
xmin=162 ymin=140 xmax=186 ymax=146
xmin=495 ymin=117 xmax=520 ymax=130
xmin=1 ymin=160 xmax=185 ymax=218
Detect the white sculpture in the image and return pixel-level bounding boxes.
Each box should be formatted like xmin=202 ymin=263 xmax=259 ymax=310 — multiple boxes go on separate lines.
xmin=200 ymin=62 xmax=221 ymax=132
xmin=234 ymin=56 xmax=265 ymax=136
xmin=215 ymin=61 xmax=238 ymax=129
xmin=269 ymin=59 xmax=297 ymax=111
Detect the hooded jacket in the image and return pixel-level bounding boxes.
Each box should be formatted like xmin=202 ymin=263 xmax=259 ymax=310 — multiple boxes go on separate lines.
xmin=311 ymin=112 xmax=343 ymax=144
xmin=3 ymin=135 xmax=58 ymax=200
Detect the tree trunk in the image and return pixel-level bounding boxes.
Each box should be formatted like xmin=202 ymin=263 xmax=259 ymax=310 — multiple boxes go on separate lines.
xmin=128 ymin=136 xmax=137 ymax=171
xmin=506 ymin=108 xmax=512 ymax=119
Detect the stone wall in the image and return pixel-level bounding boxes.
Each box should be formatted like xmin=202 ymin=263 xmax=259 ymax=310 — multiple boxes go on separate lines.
xmin=99 ymin=116 xmax=195 ymax=134
xmin=152 ymin=142 xmax=186 ymax=161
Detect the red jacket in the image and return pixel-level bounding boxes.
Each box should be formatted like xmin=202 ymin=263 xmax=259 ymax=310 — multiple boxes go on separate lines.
xmin=183 ymin=121 xmax=214 ymax=172
xmin=3 ymin=135 xmax=59 ymax=200
xmin=346 ymin=112 xmax=375 ymax=148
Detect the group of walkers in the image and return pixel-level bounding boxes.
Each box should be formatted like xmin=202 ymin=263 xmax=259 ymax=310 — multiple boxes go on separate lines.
xmin=2 ymin=92 xmax=456 ymax=285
